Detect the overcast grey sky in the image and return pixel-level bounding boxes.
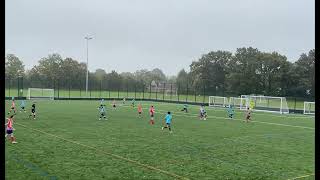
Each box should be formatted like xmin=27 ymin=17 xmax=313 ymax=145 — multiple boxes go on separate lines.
xmin=5 ymin=0 xmax=314 ymax=76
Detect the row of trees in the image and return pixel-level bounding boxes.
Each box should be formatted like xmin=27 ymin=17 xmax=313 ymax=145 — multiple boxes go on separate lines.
xmin=5 ymin=47 xmax=315 ymax=98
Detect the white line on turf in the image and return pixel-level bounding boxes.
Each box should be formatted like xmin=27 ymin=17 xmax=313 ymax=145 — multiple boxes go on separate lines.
xmin=15 ymin=122 xmax=190 ymax=180
xmin=121 ymin=105 xmax=315 ymax=130
xmin=287 ymin=173 xmax=315 ymax=180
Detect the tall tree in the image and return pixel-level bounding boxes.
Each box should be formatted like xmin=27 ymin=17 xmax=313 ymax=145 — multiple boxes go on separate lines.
xmin=5 ymin=54 xmax=25 ymax=79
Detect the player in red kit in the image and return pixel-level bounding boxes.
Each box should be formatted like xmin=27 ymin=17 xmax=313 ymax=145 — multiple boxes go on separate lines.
xmin=149 ymin=105 xmax=155 ymax=125
xmin=5 ymin=115 xmax=17 ymax=144
xmin=7 ymin=99 xmax=16 ymax=115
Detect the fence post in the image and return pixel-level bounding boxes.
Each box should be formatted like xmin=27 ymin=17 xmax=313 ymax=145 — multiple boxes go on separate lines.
xmin=149 ymin=83 xmax=151 ymax=99
xmin=195 ymin=88 xmax=196 ymax=102
xmin=203 ymin=85 xmax=205 ymax=104
xmin=118 ymin=87 xmax=120 ymax=99
xmin=90 ymin=81 xmax=92 ymax=99
xmin=100 ymin=80 xmax=102 ymax=98
xmin=156 ymin=87 xmax=158 ymax=100
xmin=170 ymin=83 xmax=173 ymax=101
xmin=57 ymin=80 xmax=60 ymax=98
xmin=127 ymin=82 xmax=129 ymax=98
xmin=163 ymin=83 xmax=165 ymax=101
xmin=17 ymin=77 xmax=20 ymax=97
xmin=9 ymin=79 xmax=11 ymax=97
xmin=186 ymin=83 xmax=189 ymax=102
xmin=178 ymin=83 xmax=180 ymax=102
xmin=134 ymin=84 xmax=136 ymax=99
xmin=69 ymin=82 xmax=71 ymax=99
xmin=142 ymin=84 xmax=145 ymax=100
xmin=80 ymin=81 xmax=82 ymax=98
xmin=294 ymin=97 xmax=297 ymax=111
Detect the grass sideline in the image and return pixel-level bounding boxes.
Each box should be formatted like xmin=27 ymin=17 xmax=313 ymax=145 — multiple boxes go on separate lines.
xmin=5 ymin=100 xmax=314 ymax=179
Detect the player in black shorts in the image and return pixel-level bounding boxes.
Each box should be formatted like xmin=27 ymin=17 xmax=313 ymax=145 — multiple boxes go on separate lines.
xmin=29 ymin=102 xmax=36 ymax=120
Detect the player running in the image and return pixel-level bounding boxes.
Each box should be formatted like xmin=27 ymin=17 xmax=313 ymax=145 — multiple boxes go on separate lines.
xmin=199 ymin=105 xmax=207 ymax=120
xmin=5 ymin=115 xmax=17 ymax=144
xmin=131 ymin=99 xmax=136 ymax=107
xmin=181 ymin=104 xmax=188 ymax=113
xmin=123 ymin=97 xmax=126 ymax=104
xmin=20 ymin=100 xmax=26 ymax=113
xmin=98 ymin=104 xmax=107 ymax=120
xmin=7 ymin=99 xmax=16 ymax=115
xmin=227 ymin=105 xmax=235 ymax=119
xmin=244 ymin=107 xmax=252 ymax=123
xmin=138 ymin=104 xmax=143 ymax=118
xmin=29 ymin=102 xmax=36 ymax=120
xmin=162 ymin=112 xmax=173 ymax=133
xmin=149 ymin=105 xmax=155 ymax=125
xmin=112 ymin=99 xmax=117 ymax=110
xmin=100 ymin=99 xmax=105 ymax=105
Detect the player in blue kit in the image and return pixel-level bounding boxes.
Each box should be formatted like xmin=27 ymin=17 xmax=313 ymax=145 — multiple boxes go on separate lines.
xmin=162 ymin=112 xmax=173 ymax=133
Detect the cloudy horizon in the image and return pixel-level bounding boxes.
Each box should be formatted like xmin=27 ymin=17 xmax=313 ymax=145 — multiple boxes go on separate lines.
xmin=5 ymin=0 xmax=314 ymax=76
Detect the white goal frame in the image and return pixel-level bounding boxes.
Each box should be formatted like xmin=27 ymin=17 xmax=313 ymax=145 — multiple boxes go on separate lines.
xmin=27 ymin=88 xmax=55 ymax=100
xmin=240 ymin=95 xmax=289 ymax=114
xmin=209 ymin=96 xmax=228 ymax=107
xmin=303 ymin=101 xmax=315 ymax=115
xmin=229 ymin=97 xmax=243 ymax=109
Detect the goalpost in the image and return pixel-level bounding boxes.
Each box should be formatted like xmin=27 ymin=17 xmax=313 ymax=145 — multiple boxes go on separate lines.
xmin=229 ymin=97 xmax=243 ymax=109
xmin=27 ymin=88 xmax=55 ymax=100
xmin=209 ymin=96 xmax=228 ymax=107
xmin=303 ymin=102 xmax=315 ymax=115
xmin=240 ymin=95 xmax=289 ymax=114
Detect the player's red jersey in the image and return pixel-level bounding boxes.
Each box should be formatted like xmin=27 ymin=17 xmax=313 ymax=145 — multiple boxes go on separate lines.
xmin=149 ymin=107 xmax=155 ymax=115
xmin=138 ymin=105 xmax=142 ymax=112
xmin=6 ymin=118 xmax=13 ymax=129
xmin=11 ymin=101 xmax=15 ymax=108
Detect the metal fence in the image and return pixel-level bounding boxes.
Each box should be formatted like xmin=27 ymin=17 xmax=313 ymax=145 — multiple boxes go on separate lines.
xmin=5 ymin=77 xmax=314 ymax=111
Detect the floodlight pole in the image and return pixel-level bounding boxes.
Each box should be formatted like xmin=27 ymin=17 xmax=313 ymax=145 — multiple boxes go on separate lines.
xmin=85 ymin=36 xmax=93 ymax=97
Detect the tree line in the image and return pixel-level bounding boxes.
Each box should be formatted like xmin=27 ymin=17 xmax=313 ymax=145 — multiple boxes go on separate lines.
xmin=5 ymin=47 xmax=314 ymax=98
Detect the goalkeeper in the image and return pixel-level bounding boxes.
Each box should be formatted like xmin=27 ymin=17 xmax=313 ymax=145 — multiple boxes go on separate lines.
xmin=227 ymin=105 xmax=234 ymax=119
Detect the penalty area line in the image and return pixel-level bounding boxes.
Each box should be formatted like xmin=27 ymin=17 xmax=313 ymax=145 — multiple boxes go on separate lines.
xmin=15 ymin=122 xmax=190 ymax=180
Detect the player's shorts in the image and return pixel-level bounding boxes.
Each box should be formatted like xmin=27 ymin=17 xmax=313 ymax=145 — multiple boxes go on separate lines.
xmin=31 ymin=109 xmax=35 ymax=113
xmin=246 ymin=115 xmax=251 ymax=119
xmin=113 ymin=105 xmax=116 ymax=108
xmin=101 ymin=112 xmax=106 ymax=116
xmin=138 ymin=112 xmax=142 ymax=114
xmin=21 ymin=107 xmax=25 ymax=110
xmin=200 ymin=113 xmax=204 ymax=117
xmin=166 ymin=123 xmax=171 ymax=126
xmin=150 ymin=114 xmax=154 ymax=117
xmin=6 ymin=129 xmax=13 ymax=135
xmin=11 ymin=107 xmax=15 ymax=110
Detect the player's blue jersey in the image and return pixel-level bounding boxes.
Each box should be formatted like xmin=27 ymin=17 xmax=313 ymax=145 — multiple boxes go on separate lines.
xmin=227 ymin=107 xmax=234 ymax=114
xmin=20 ymin=100 xmax=26 ymax=107
xmin=165 ymin=114 xmax=172 ymax=124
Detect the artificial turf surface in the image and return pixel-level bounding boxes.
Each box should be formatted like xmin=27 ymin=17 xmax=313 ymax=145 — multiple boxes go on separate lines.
xmin=5 ymin=100 xmax=315 ymax=180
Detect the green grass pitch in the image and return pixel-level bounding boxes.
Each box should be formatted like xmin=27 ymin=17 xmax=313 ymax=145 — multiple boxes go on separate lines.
xmin=5 ymin=100 xmax=314 ymax=179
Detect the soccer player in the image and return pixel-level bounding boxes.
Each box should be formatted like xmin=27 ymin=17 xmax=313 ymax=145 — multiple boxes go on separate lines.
xmin=98 ymin=104 xmax=107 ymax=120
xmin=199 ymin=105 xmax=207 ymax=120
xmin=7 ymin=99 xmax=16 ymax=115
xmin=149 ymin=105 xmax=155 ymax=125
xmin=123 ymin=97 xmax=126 ymax=104
xmin=181 ymin=104 xmax=188 ymax=113
xmin=5 ymin=115 xmax=17 ymax=144
xmin=29 ymin=102 xmax=36 ymax=120
xmin=131 ymin=99 xmax=136 ymax=107
xmin=112 ymin=99 xmax=117 ymax=110
xmin=138 ymin=104 xmax=143 ymax=118
xmin=100 ymin=99 xmax=105 ymax=105
xmin=162 ymin=111 xmax=173 ymax=133
xmin=20 ymin=100 xmax=26 ymax=113
xmin=227 ymin=105 xmax=234 ymax=119
xmin=244 ymin=107 xmax=252 ymax=123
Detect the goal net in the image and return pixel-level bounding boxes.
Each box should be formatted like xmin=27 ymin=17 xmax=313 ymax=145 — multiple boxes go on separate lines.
xmin=303 ymin=102 xmax=315 ymax=115
xmin=229 ymin=97 xmax=243 ymax=109
xmin=240 ymin=95 xmax=289 ymax=114
xmin=27 ymin=88 xmax=54 ymax=100
xmin=209 ymin=96 xmax=228 ymax=107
